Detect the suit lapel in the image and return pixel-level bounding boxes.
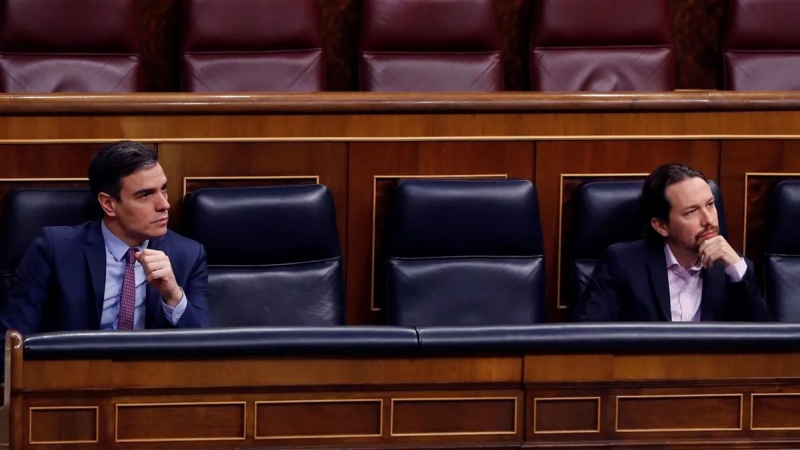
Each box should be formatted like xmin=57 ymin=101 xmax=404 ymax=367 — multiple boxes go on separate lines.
xmin=701 ymin=264 xmax=726 ymax=321
xmin=144 ymin=235 xmax=171 ymax=328
xmin=647 ymin=241 xmax=672 ymax=321
xmin=85 ymin=221 xmax=106 ymax=328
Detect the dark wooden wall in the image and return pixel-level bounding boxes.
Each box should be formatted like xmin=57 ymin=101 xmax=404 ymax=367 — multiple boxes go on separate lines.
xmin=137 ymin=0 xmax=725 ymax=92
xmin=0 ymin=92 xmax=798 ymax=324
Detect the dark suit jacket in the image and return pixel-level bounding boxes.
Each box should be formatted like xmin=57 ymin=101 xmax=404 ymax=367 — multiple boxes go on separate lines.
xmin=573 ymin=239 xmax=771 ymax=322
xmin=0 ymin=220 xmax=210 ymax=336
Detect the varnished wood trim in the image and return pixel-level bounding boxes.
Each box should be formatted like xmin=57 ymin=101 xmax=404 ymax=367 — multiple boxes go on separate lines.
xmin=114 ymin=401 xmax=246 ymax=443
xmin=3 ymin=136 xmax=800 ymax=145
xmin=253 ymin=399 xmax=383 ymax=440
xmin=389 ymin=397 xmax=518 ymax=437
xmin=532 ymin=397 xmax=601 ymax=434
xmin=615 ymin=394 xmax=743 ymax=433
xmin=557 ymin=173 xmax=648 ymax=309
xmin=3 ymin=92 xmax=800 ymax=113
xmin=742 ymin=173 xmax=800 ymax=253
xmin=0 ymin=178 xmax=87 ymax=182
xmin=751 ymin=393 xmax=800 ymax=431
xmin=371 ymin=174 xmax=508 ymax=311
xmin=182 ymin=175 xmax=320 ymax=198
xmin=29 ymin=406 xmax=98 ymax=445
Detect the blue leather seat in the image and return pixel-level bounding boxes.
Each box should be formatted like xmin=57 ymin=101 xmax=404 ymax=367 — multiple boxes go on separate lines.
xmin=764 ymin=181 xmax=800 ymax=322
xmin=385 ymin=179 xmax=546 ymax=326
xmin=569 ymin=179 xmax=728 ymax=305
xmin=0 ymin=188 xmax=101 ymax=302
xmin=182 ymin=185 xmax=345 ymax=327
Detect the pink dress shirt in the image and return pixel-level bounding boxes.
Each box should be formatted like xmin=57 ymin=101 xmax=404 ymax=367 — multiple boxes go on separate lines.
xmin=664 ymin=244 xmax=748 ymax=322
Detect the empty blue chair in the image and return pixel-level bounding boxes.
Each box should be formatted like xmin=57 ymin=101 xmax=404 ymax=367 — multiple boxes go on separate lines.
xmin=385 ymin=179 xmax=545 ymax=326
xmin=764 ymin=181 xmax=800 ymax=321
xmin=182 ymin=185 xmax=344 ymax=326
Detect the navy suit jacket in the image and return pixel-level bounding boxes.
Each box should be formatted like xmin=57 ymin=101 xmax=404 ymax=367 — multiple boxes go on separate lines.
xmin=0 ymin=221 xmax=209 ymax=336
xmin=573 ymin=239 xmax=771 ymax=322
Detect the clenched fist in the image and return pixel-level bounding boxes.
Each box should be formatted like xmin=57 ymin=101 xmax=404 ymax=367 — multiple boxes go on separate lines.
xmin=135 ymin=249 xmax=183 ymax=306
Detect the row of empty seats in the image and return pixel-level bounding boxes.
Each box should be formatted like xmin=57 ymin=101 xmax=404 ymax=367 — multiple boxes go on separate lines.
xmin=2 ymin=179 xmax=799 ymax=326
xmin=0 ymin=0 xmax=796 ymax=92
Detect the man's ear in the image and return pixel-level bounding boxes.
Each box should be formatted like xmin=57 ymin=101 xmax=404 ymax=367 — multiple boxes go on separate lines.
xmin=651 ymin=217 xmax=669 ymax=238
xmin=98 ymin=193 xmax=116 ymax=217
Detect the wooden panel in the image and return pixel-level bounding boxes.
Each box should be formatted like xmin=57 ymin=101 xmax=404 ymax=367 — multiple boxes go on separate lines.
xmin=255 ymin=400 xmax=382 ymax=439
xmin=525 ymin=354 xmax=615 ymax=383
xmin=616 ymin=395 xmax=742 ymax=432
xmin=137 ymin=0 xmax=181 ymax=92
xmin=347 ymin=141 xmax=534 ymax=324
xmin=671 ymin=0 xmax=724 ymax=89
xmin=184 ymin=176 xmax=318 ymax=194
xmin=391 ymin=398 xmax=517 ymax=436
xmin=67 ymin=357 xmax=522 ymax=390
xmin=29 ymin=407 xmax=98 ymax=444
xmin=720 ymin=140 xmax=800 ymax=263
xmin=4 ymin=109 xmax=800 ymax=142
xmin=22 ymin=352 xmax=800 ymax=449
xmin=526 ymin=353 xmax=800 ymax=383
xmin=533 ymin=398 xmax=600 ymax=434
xmin=536 ymin=140 xmax=720 ymax=320
xmin=497 ymin=0 xmax=528 ymax=91
xmin=752 ymin=394 xmax=800 ymax=430
xmin=157 ymin=142 xmax=348 ymax=263
xmin=116 ymin=402 xmax=245 ymax=442
xmin=321 ymin=0 xmax=359 ymax=91
xmin=0 ymin=144 xmax=98 ymax=177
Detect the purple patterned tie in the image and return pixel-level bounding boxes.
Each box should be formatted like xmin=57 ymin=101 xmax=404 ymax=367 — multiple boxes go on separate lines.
xmin=117 ymin=248 xmax=137 ymax=330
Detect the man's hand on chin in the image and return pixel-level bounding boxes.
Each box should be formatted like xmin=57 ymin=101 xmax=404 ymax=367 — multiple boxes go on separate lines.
xmin=698 ymin=235 xmax=741 ymax=268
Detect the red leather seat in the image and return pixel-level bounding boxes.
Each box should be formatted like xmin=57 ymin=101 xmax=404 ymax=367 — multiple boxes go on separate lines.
xmin=529 ymin=0 xmax=674 ymax=91
xmin=359 ymin=0 xmax=503 ymax=92
xmin=182 ymin=0 xmax=325 ymax=92
xmin=724 ymin=0 xmax=800 ymax=91
xmin=0 ymin=0 xmax=141 ymax=93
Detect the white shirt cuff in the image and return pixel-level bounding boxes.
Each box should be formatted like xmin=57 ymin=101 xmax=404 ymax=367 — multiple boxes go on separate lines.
xmin=161 ymin=293 xmax=188 ymax=325
xmin=724 ymin=257 xmax=748 ymax=282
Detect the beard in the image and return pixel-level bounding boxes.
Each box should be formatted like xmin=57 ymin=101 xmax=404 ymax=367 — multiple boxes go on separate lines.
xmin=693 ymin=225 xmax=719 ymax=249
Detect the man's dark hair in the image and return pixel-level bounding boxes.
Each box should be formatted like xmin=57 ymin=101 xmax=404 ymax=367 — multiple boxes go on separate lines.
xmin=640 ymin=163 xmax=707 ymax=239
xmin=88 ymin=141 xmax=158 ymax=200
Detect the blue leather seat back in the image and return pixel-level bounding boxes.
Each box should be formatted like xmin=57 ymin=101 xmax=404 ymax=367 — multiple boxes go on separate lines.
xmin=570 ymin=179 xmax=727 ymax=303
xmin=207 ymin=262 xmax=343 ymax=327
xmin=0 ymin=188 xmax=101 ymax=301
xmin=182 ymin=185 xmax=344 ymax=326
xmin=386 ymin=179 xmax=546 ymax=326
xmin=764 ymin=181 xmax=800 ymax=322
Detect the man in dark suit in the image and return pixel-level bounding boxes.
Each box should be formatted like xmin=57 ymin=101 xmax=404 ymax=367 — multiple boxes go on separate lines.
xmin=574 ymin=163 xmax=770 ymax=322
xmin=0 ymin=141 xmax=209 ymax=336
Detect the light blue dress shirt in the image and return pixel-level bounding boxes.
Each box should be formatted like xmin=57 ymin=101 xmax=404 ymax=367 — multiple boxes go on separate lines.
xmin=100 ymin=221 xmax=187 ymax=330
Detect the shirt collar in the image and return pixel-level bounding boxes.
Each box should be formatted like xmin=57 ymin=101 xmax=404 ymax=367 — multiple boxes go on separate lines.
xmin=664 ymin=243 xmax=702 ymax=273
xmin=101 ymin=220 xmax=149 ymax=262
